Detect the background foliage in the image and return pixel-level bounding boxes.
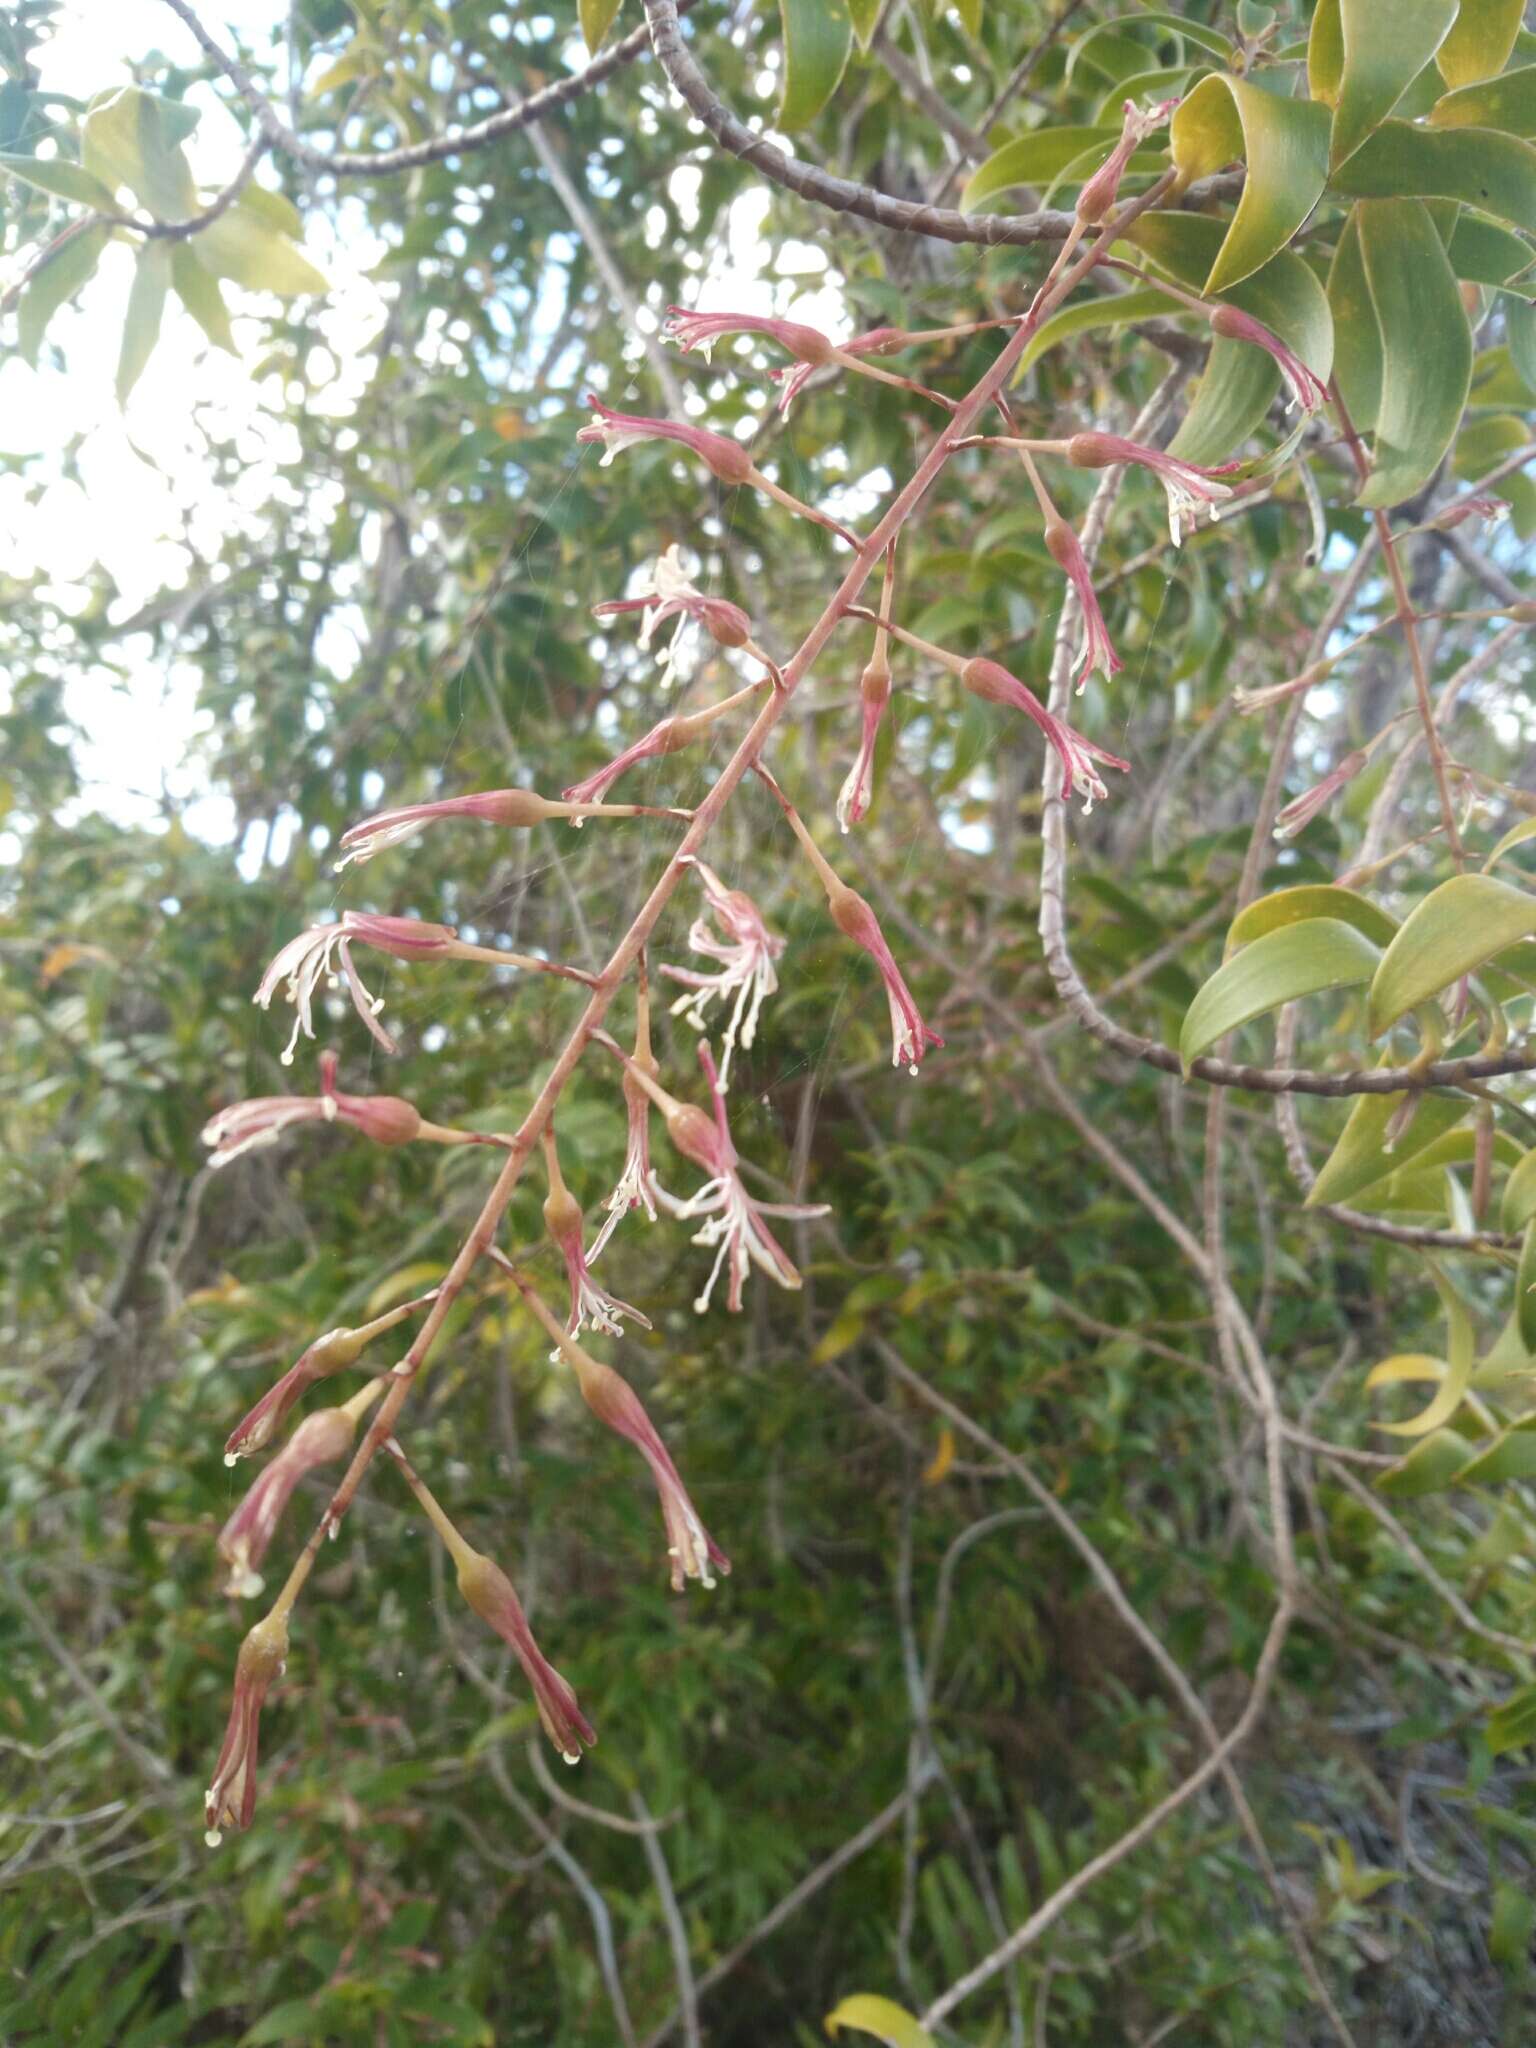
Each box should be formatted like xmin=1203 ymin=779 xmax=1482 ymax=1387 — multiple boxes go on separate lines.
xmin=4 ymin=1 xmax=1536 ymax=2042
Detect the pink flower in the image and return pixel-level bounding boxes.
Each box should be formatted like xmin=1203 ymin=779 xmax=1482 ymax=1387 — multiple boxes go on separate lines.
xmin=217 ymin=1406 xmax=359 ymax=1597
xmin=1273 ymin=749 xmax=1369 ymax=840
xmin=543 ymin=1139 xmax=651 ymax=1344
xmin=1209 ymin=304 xmax=1327 ymax=415
xmin=825 ymin=883 xmax=945 ymax=1075
xmin=1044 ymin=518 xmax=1123 ymax=694
xmin=837 ymin=656 xmax=891 ymax=833
xmin=576 ymin=394 xmax=753 ymax=484
xmin=590 ymin=545 xmax=752 ymax=690
xmin=664 ymin=306 xmax=833 ymax=367
xmin=1076 ymin=98 xmax=1177 ymax=225
xmin=660 ymin=857 xmax=783 ymax=1091
xmin=961 ymin=658 xmax=1130 ymax=813
xmin=566 ymin=1344 xmax=730 ymax=1591
xmin=771 ymin=325 xmax=905 ymax=416
xmin=590 ymin=1039 xmax=661 ymax=1261
xmin=647 ymin=1044 xmax=828 ymax=1313
xmin=254 ymin=912 xmax=457 ymax=1063
xmin=337 ymin=786 xmax=618 ymax=869
xmin=205 ymin=1611 xmax=288 ymax=1844
xmin=223 ymin=1289 xmax=438 ymax=1464
xmin=1067 ymin=431 xmax=1238 ymax=546
xmin=1429 ymin=494 xmax=1508 ymax=532
xmin=455 ymin=1549 xmax=595 ymax=1761
xmin=203 ymin=1049 xmax=424 ymax=1166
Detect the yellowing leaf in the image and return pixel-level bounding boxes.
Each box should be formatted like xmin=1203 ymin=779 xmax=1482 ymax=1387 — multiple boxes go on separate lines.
xmin=579 ymin=0 xmax=624 ymax=54
xmin=922 ymin=1428 xmax=956 ymax=1486
xmin=39 ymin=941 xmax=112 ymax=982
xmin=1436 ymin=0 xmax=1524 ymax=87
xmin=1367 ymin=872 xmax=1536 ymax=1034
xmin=825 ymin=1995 xmax=935 ymax=2048
xmin=1370 ymin=1273 xmax=1474 ymax=1435
xmin=366 ymin=1262 xmax=444 ymax=1317
xmin=1328 ymin=0 xmax=1457 ymax=172
xmin=196 ymin=191 xmax=328 ymax=297
xmin=1430 ymin=64 xmax=1536 ymax=139
xmin=82 ymin=85 xmax=198 ymax=219
xmin=812 ymin=1309 xmax=865 ymax=1365
xmin=1169 ymin=75 xmax=1330 ymax=292
xmin=0 ymin=150 xmax=117 ymax=209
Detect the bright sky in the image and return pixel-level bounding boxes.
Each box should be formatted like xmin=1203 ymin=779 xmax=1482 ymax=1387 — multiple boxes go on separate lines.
xmin=4 ymin=4 xmax=843 ymax=863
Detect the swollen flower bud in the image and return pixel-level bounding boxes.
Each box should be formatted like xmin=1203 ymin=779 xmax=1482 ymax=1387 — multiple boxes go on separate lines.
xmin=577 ymin=394 xmax=754 ymax=483
xmin=1044 ymin=518 xmax=1123 ymax=693
xmin=456 ymin=1550 xmax=596 ymax=1762
xmin=218 ymin=1405 xmax=360 ymax=1597
xmin=205 ymin=1609 xmax=288 ymax=1844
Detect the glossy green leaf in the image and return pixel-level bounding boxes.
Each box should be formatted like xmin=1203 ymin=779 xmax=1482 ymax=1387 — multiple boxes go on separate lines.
xmin=81 ymin=85 xmax=197 ymax=219
xmin=1447 ymin=212 xmax=1534 ymax=286
xmin=1180 ymin=918 xmax=1380 ymax=1070
xmin=1327 ymin=210 xmax=1382 ymax=433
xmin=1437 ymin=0 xmax=1524 ymax=87
xmin=1354 ymin=197 xmax=1471 ymax=508
xmin=1308 ymin=0 xmax=1343 ymax=104
xmin=116 ymin=239 xmax=171 ymax=405
xmin=1332 ymin=121 xmax=1536 ymax=235
xmin=0 ymin=150 xmax=117 ymax=209
xmin=1014 ymin=287 xmax=1178 ymax=375
xmin=1307 ymin=1089 xmax=1468 ymax=1208
xmin=17 ymin=220 xmax=107 ymax=365
xmin=1431 ymin=63 xmax=1536 ymax=138
xmin=1374 ymin=1426 xmax=1476 ymax=1496
xmin=578 ymin=0 xmax=623 ymax=53
xmin=1330 ymin=0 xmax=1456 ymax=172
xmin=961 ymin=128 xmax=1157 ymax=210
xmin=170 ymin=244 xmax=236 ymax=354
xmin=1224 ymin=883 xmax=1398 ymax=957
xmin=777 ymin=0 xmax=852 ymax=131
xmin=195 ymin=193 xmax=328 ymax=297
xmin=825 ymin=1995 xmax=935 ymax=2048
xmin=1368 ymin=873 xmax=1536 ymax=1034
xmin=1169 ymin=76 xmax=1330 ymax=292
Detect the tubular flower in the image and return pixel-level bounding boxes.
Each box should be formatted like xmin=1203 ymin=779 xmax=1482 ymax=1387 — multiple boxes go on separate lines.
xmin=254 ymin=913 xmax=457 ymax=1063
xmin=1076 ymin=97 xmax=1178 ymax=225
xmin=1273 ymin=749 xmax=1370 ymax=840
xmin=828 ymin=886 xmax=945 ymax=1075
xmin=663 ymin=305 xmax=834 ymax=367
xmin=1208 ymin=304 xmax=1327 ymax=415
xmin=590 ymin=1003 xmax=661 ymax=1261
xmin=542 ymin=1131 xmax=651 ymax=1343
xmin=204 ymin=1049 xmax=426 ymax=1166
xmin=576 ymin=394 xmax=753 ymax=483
xmin=1066 ymin=431 xmax=1238 ymax=546
xmin=771 ymin=323 xmax=906 ymax=415
xmin=337 ymin=786 xmax=642 ymax=870
xmin=217 ymin=1404 xmax=361 ymax=1598
xmin=837 ymin=655 xmax=892 ymax=833
xmin=1044 ymin=517 xmax=1123 ymax=693
xmin=456 ymin=1549 xmax=596 ymax=1761
xmin=591 ymin=543 xmax=753 ymax=693
xmin=660 ymin=857 xmax=784 ymax=1092
xmin=961 ymin=659 xmax=1131 ymax=813
xmin=562 ymin=676 xmax=767 ymax=807
xmin=223 ymin=1289 xmax=438 ymax=1465
xmin=628 ymin=1043 xmax=827 ymax=1313
xmin=204 ymin=1610 xmax=288 ymax=1844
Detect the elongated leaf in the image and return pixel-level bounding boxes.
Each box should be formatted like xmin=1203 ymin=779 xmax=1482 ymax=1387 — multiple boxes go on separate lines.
xmin=196 ymin=196 xmax=328 ymax=296
xmin=170 ymin=244 xmax=236 ymax=353
xmin=1308 ymin=0 xmax=1343 ymax=105
xmin=82 ymin=85 xmax=197 ymax=219
xmin=1370 ymin=1272 xmax=1475 ymax=1435
xmin=1447 ymin=213 xmax=1534 ymax=286
xmin=1368 ymin=872 xmax=1536 ymax=1034
xmin=825 ymin=1996 xmax=935 ymax=2048
xmin=17 ymin=220 xmax=107 ymax=364
xmin=1180 ymin=917 xmax=1380 ymax=1070
xmin=1502 ymin=1150 xmax=1536 ymax=1234
xmin=1520 ymin=1219 xmax=1536 ymax=1351
xmin=1070 ymin=12 xmax=1234 ymax=72
xmin=1224 ymin=882 xmax=1398 ymax=956
xmin=1329 ymin=0 xmax=1456 ymax=172
xmin=1327 ymin=210 xmax=1382 ymax=433
xmin=1169 ymin=76 xmax=1330 ymax=291
xmin=1484 ymin=815 xmax=1536 ymax=875
xmin=1354 ymin=197 xmax=1471 ymax=507
xmin=848 ymin=0 xmax=880 ymax=48
xmin=777 ymin=0 xmax=852 ymax=131
xmin=116 ymin=239 xmax=171 ymax=404
xmin=1437 ymin=0 xmax=1524 ymax=87
xmin=0 ymin=150 xmax=117 ymax=209
xmin=1431 ymin=64 xmax=1536 ymax=139
xmin=1460 ymin=1428 xmax=1536 ymax=1485
xmin=1374 ymin=1426 xmax=1476 ymax=1496
xmin=578 ymin=0 xmax=623 ymax=53
xmin=1455 ymin=414 xmax=1536 ymax=539
xmin=1332 ymin=121 xmax=1536 ymax=235
xmin=961 ymin=127 xmax=1160 ymax=211
xmin=1510 ymin=299 xmax=1536 ymax=394
xmin=1307 ymin=1089 xmax=1468 ymax=1208
xmin=1015 ymin=286 xmax=1177 ymax=375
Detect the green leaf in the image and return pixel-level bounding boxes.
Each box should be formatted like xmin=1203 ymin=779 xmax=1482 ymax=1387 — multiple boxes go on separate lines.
xmin=1430 ymin=63 xmax=1536 ymax=139
xmin=116 ymin=239 xmax=171 ymax=404
xmin=1353 ymin=197 xmax=1471 ymax=508
xmin=1224 ymin=882 xmax=1399 ymax=956
xmin=1307 ymin=0 xmax=1343 ymax=105
xmin=170 ymin=244 xmax=236 ymax=354
xmin=1519 ymin=1219 xmax=1536 ymax=1351
xmin=195 ymin=193 xmax=328 ymax=296
xmin=1374 ymin=1426 xmax=1476 ymax=1496
xmin=1437 ymin=0 xmax=1524 ymax=88
xmin=578 ymin=0 xmax=623 ymax=53
xmin=1459 ymin=1427 xmax=1536 ymax=1484
xmin=1368 ymin=873 xmax=1536 ymax=1034
xmin=1014 ymin=286 xmax=1178 ymax=375
xmin=1368 ymin=1272 xmax=1474 ymax=1435
xmin=1332 ymin=121 xmax=1536 ymax=235
xmin=1179 ymin=918 xmax=1381 ymax=1071
xmin=961 ymin=127 xmax=1157 ymax=211
xmin=825 ymin=1995 xmax=935 ymax=2048
xmin=1168 ymin=75 xmax=1330 ymax=291
xmin=1307 ymin=1089 xmax=1468 ymax=1208
xmin=1446 ymin=212 xmax=1534 ymax=286
xmin=81 ymin=85 xmax=197 ymax=219
xmin=1328 ymin=0 xmax=1457 ymax=172
xmin=1490 ymin=1879 xmax=1536 ymax=1971
xmin=1484 ymin=814 xmax=1536 ymax=876
xmin=848 ymin=0 xmax=880 ymax=49
xmin=1509 ymin=298 xmax=1536 ymax=394
xmin=1487 ymin=1683 xmax=1536 ymax=1756
xmin=241 ymin=1999 xmax=326 ymax=2046
xmin=0 ymin=150 xmax=117 ymax=209
xmin=17 ymin=221 xmax=108 ymax=364
xmin=1454 ymin=413 xmax=1536 ymax=538
xmin=1327 ymin=210 xmax=1382 ymax=433
xmin=777 ymin=0 xmax=852 ymax=131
